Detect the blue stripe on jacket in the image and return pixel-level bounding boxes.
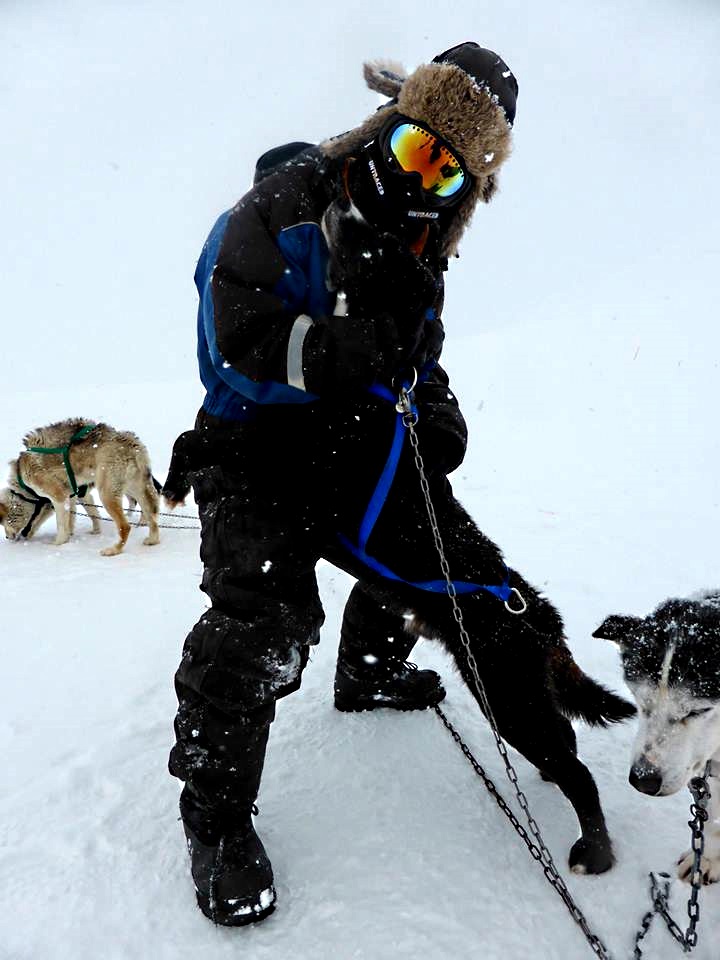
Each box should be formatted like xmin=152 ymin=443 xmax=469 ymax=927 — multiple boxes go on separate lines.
xmin=197 ymin=214 xmax=332 ymax=420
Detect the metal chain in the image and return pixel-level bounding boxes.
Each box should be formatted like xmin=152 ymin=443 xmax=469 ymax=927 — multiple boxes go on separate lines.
xmin=70 ymin=501 xmax=200 ymax=530
xmin=633 ymin=769 xmax=710 ymax=957
xmin=396 ymin=387 xmax=612 ymax=959
xmin=114 ymin=504 xmax=201 ymax=520
xmin=398 ymin=384 xmax=711 ymax=960
xmin=75 ymin=500 xmax=201 ymax=520
xmin=434 ymin=704 xmax=612 ymax=957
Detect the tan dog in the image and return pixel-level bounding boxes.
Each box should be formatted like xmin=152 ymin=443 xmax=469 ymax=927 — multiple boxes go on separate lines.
xmin=0 ymin=418 xmax=160 ymax=556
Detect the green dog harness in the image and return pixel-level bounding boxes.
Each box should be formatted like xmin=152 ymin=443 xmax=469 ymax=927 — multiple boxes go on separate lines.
xmin=24 ymin=423 xmax=97 ymax=498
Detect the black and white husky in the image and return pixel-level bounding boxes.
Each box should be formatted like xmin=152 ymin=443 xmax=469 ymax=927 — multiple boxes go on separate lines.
xmin=594 ymin=591 xmax=720 ymax=883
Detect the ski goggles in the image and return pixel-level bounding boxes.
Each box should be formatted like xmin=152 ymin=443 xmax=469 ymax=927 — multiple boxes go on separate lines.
xmin=384 ymin=120 xmax=468 ymax=201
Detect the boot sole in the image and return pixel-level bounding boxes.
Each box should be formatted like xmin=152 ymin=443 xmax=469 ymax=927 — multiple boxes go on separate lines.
xmin=196 ymin=890 xmax=276 ymax=927
xmin=334 ymin=685 xmax=446 ymax=713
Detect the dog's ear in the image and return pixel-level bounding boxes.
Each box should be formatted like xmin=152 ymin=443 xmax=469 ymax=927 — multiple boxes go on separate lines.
xmin=592 ymin=614 xmax=642 ymax=644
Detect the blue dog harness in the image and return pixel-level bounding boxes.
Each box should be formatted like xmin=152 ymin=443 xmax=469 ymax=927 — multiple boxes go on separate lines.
xmin=338 ymin=378 xmax=515 ymax=601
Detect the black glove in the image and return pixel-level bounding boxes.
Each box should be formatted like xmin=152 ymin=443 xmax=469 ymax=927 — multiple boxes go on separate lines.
xmin=325 ymin=202 xmax=438 ymax=352
xmin=413 ymin=366 xmax=468 ymax=476
xmin=303 ymin=310 xmax=407 ymax=391
xmin=302 ymin=202 xmax=441 ymax=393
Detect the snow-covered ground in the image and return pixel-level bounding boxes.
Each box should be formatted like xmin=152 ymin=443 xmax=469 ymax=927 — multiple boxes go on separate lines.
xmin=2 ymin=1 xmax=719 ymax=957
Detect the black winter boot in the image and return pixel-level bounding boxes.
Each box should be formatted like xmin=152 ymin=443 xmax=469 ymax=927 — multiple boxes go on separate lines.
xmin=334 ymin=657 xmax=445 ymax=712
xmin=180 ymin=786 xmax=276 ymax=926
xmin=334 ymin=583 xmax=445 ymax=712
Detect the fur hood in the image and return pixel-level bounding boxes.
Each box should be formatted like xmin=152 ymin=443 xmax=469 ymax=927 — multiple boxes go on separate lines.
xmin=320 ymin=43 xmax=517 ymax=257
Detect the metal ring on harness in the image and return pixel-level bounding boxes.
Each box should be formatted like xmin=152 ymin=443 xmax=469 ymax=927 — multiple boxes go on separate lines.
xmin=392 ymin=366 xmax=418 ymax=397
xmin=401 ymin=408 xmax=418 ymax=428
xmin=504 ymin=587 xmax=528 ymax=615
xmin=394 ymin=367 xmax=419 ymax=426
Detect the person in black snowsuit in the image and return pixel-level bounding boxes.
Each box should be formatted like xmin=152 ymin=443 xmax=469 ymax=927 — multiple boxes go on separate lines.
xmin=164 ymin=41 xmax=585 ymax=925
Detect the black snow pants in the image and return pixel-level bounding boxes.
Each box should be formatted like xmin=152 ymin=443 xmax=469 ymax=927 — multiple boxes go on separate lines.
xmin=168 ymin=400 xmax=520 ymax=817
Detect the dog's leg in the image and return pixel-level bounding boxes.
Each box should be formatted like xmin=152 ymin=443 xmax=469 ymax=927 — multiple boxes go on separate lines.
xmin=98 ymin=490 xmax=131 ymax=556
xmin=134 ymin=475 xmax=160 ymax=547
xmin=410 ymin=592 xmax=615 ymax=874
xmin=677 ymin=768 xmax=720 ymax=884
xmin=501 ymin=713 xmax=614 ymax=874
xmin=539 ymin=715 xmax=577 ymax=782
xmin=81 ymin=493 xmax=102 ymax=535
xmin=448 ymin=628 xmax=613 ymax=873
xmin=125 ymin=494 xmax=147 ymax=525
xmin=52 ymin=498 xmax=72 ymax=545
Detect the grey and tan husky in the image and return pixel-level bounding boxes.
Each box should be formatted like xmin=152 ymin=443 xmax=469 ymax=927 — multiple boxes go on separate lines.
xmin=0 ymin=417 xmax=160 ymax=556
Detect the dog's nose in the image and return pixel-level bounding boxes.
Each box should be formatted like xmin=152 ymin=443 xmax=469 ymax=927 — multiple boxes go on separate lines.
xmin=629 ymin=764 xmax=663 ymax=795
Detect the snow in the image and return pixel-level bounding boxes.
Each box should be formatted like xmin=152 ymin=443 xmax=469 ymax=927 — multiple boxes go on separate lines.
xmin=1 ymin=1 xmax=720 ymax=958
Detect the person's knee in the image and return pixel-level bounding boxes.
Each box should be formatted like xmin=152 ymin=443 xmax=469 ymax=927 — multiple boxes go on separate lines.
xmin=175 ymin=607 xmax=315 ymax=713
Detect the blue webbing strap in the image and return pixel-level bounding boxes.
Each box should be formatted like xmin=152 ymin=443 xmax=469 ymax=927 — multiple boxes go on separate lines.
xmin=342 ymin=379 xmax=514 ymax=601
xmin=338 ymin=531 xmax=513 ymax=598
xmin=359 ymin=383 xmax=407 ymax=550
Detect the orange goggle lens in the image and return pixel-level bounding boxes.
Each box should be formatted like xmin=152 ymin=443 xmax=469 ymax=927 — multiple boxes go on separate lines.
xmin=388 ymin=123 xmax=466 ymax=199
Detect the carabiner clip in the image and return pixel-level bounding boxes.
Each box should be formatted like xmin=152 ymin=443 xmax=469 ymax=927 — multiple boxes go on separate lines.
xmin=394 ymin=367 xmax=418 ymax=425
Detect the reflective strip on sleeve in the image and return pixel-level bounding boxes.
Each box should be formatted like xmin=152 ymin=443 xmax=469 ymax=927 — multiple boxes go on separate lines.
xmin=286 ymin=314 xmax=313 ymax=391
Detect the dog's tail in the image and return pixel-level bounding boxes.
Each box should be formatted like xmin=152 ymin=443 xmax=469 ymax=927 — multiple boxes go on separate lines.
xmin=161 ymin=430 xmax=197 ymax=509
xmin=549 ymin=646 xmax=636 ymax=726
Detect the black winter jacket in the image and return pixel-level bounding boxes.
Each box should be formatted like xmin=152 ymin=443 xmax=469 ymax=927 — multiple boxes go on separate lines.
xmin=193 ymin=149 xmax=467 ymax=477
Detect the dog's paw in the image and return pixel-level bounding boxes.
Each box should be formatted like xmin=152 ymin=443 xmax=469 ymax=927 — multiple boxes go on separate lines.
xmin=677 ymin=850 xmax=720 ymax=884
xmin=100 ymin=544 xmax=123 ymax=557
xmin=142 ymin=533 xmax=160 ymax=546
xmin=569 ymin=837 xmax=614 ymax=875
xmin=53 ymin=536 xmax=70 ymax=546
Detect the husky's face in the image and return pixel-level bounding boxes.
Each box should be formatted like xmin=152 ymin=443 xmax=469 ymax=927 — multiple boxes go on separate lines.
xmin=594 ymin=594 xmax=720 ymax=796
xmin=625 ymin=677 xmax=720 ymax=795
xmin=0 ymin=488 xmax=53 ymax=540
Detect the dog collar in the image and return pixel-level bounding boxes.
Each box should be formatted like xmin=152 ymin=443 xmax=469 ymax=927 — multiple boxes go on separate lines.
xmin=19 ymin=498 xmax=49 ymax=539
xmin=15 ymin=465 xmax=44 ymax=503
xmin=13 ymin=465 xmax=51 ymax=538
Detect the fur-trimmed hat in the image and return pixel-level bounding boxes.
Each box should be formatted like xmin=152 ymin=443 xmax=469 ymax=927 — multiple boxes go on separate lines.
xmin=321 ymin=42 xmax=518 ymax=256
